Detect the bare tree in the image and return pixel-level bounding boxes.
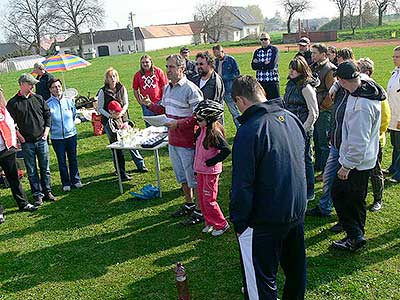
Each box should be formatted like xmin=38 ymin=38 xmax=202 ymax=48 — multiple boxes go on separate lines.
xmin=282 ymin=0 xmax=310 ymax=33
xmin=194 ymin=0 xmax=226 ymax=42
xmin=53 ymin=0 xmax=104 ymax=56
xmin=330 ymin=0 xmax=348 ymax=29
xmin=247 ymin=5 xmax=264 ymax=23
xmin=348 ymin=0 xmax=360 ymax=34
xmin=373 ymin=0 xmax=395 ymax=25
xmin=4 ymin=0 xmax=54 ymax=54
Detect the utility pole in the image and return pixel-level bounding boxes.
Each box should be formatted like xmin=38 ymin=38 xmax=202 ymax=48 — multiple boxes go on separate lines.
xmin=129 ymin=12 xmax=137 ymax=53
xmin=359 ymin=0 xmax=363 ymax=28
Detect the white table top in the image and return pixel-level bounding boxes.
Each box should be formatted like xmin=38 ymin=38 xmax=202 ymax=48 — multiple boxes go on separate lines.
xmin=107 ymin=140 xmax=168 ymax=151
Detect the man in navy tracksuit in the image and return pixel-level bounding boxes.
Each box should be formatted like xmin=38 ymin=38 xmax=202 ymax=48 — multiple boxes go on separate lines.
xmin=230 ymin=75 xmax=307 ymax=300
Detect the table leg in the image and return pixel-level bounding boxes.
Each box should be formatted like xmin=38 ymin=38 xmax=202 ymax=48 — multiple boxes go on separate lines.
xmin=154 ymin=149 xmax=162 ymax=197
xmin=113 ymin=149 xmax=123 ymax=194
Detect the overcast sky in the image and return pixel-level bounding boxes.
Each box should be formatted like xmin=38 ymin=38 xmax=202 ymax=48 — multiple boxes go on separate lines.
xmin=0 ymin=0 xmax=338 ymax=41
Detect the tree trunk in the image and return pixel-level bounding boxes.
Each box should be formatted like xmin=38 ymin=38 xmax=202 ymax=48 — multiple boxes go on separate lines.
xmin=378 ymin=10 xmax=383 ymax=26
xmin=339 ymin=10 xmax=344 ymax=30
xmin=287 ymin=15 xmax=292 ymax=33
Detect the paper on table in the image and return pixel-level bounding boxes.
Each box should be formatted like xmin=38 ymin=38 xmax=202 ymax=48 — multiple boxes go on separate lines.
xmin=143 ymin=114 xmax=174 ymax=127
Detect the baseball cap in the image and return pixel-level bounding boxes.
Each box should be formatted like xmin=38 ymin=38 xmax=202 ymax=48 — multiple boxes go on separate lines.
xmin=180 ymin=47 xmax=190 ymax=54
xmin=108 ymin=100 xmax=123 ymax=113
xmin=298 ymin=37 xmax=310 ymax=46
xmin=18 ymin=73 xmax=39 ymax=85
xmin=334 ymin=61 xmax=360 ymax=79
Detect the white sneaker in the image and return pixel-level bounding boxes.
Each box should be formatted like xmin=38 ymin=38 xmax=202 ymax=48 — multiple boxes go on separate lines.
xmin=211 ymin=223 xmax=230 ymax=237
xmin=63 ymin=186 xmax=71 ymax=192
xmin=202 ymin=225 xmax=214 ymax=233
xmin=74 ymin=182 xmax=83 ymax=189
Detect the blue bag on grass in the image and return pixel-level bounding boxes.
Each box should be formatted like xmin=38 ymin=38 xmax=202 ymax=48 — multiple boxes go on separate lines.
xmin=129 ymin=184 xmax=160 ymax=200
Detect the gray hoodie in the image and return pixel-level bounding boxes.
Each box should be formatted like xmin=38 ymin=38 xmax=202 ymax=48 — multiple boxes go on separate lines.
xmin=339 ymin=79 xmax=386 ymax=170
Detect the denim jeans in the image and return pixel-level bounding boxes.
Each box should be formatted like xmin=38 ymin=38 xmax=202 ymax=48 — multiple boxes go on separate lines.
xmin=389 ymin=130 xmax=400 ymax=180
xmin=318 ymin=146 xmax=340 ymax=215
xmin=52 ymin=135 xmax=81 ymax=187
xmin=313 ymin=110 xmax=331 ymax=172
xmin=224 ymin=81 xmax=240 ymax=128
xmin=21 ymin=139 xmax=51 ymax=197
xmin=305 ymin=132 xmax=315 ymax=200
xmin=104 ymin=123 xmax=145 ymax=173
xmin=141 ymin=104 xmax=156 ymax=128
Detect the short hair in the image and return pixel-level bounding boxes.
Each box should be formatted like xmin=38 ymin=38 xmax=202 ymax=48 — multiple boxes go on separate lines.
xmin=166 ymin=54 xmax=185 ymax=68
xmin=337 ymin=48 xmax=354 ymax=61
xmin=357 ymin=57 xmax=374 ymax=76
xmin=212 ymin=44 xmax=223 ymax=51
xmin=48 ymin=78 xmax=63 ymax=89
xmin=104 ymin=67 xmax=120 ymax=86
xmin=34 ymin=62 xmax=45 ymax=70
xmin=195 ymin=51 xmax=214 ymax=65
xmin=394 ymin=45 xmax=400 ymax=52
xmin=312 ymin=43 xmax=328 ymax=54
xmin=327 ymin=45 xmax=337 ymax=54
xmin=232 ymin=75 xmax=265 ymax=102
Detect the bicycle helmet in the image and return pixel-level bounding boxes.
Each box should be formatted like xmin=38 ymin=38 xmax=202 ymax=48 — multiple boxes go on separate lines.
xmin=194 ymin=100 xmax=224 ymax=123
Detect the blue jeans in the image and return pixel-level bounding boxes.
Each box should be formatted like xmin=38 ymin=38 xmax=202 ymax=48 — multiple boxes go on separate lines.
xmin=224 ymin=81 xmax=240 ymax=128
xmin=142 ymin=104 xmax=156 ymax=128
xmin=104 ymin=124 xmax=145 ymax=173
xmin=52 ymin=135 xmax=81 ymax=187
xmin=305 ymin=132 xmax=315 ymax=200
xmin=313 ymin=110 xmax=331 ymax=172
xmin=318 ymin=146 xmax=340 ymax=215
xmin=21 ymin=139 xmax=51 ymax=197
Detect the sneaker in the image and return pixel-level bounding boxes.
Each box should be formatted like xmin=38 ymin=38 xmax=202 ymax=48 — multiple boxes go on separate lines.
xmin=171 ymin=203 xmax=195 ymax=217
xmin=202 ymin=225 xmax=214 ymax=233
xmin=370 ymin=201 xmax=382 ymax=212
xmin=332 ymin=236 xmax=366 ymax=252
xmin=19 ymin=203 xmax=38 ymax=212
xmin=121 ymin=174 xmax=132 ymax=182
xmin=181 ymin=211 xmax=203 ymax=226
xmin=63 ymin=186 xmax=71 ymax=192
xmin=330 ymin=222 xmax=344 ymax=233
xmin=0 ymin=213 xmax=4 ymax=224
xmin=212 ymin=223 xmax=230 ymax=237
xmin=44 ymin=192 xmax=56 ymax=202
xmin=73 ymin=182 xmax=83 ymax=189
xmin=33 ymin=195 xmax=43 ymax=206
xmin=137 ymin=167 xmax=149 ymax=173
xmin=306 ymin=207 xmax=331 ymax=217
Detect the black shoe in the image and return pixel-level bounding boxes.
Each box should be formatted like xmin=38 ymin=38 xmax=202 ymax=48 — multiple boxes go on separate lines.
xmin=306 ymin=207 xmax=331 ymax=217
xmin=121 ymin=174 xmax=132 ymax=182
xmin=44 ymin=192 xmax=56 ymax=202
xmin=330 ymin=222 xmax=344 ymax=233
xmin=33 ymin=195 xmax=43 ymax=206
xmin=171 ymin=203 xmax=195 ymax=217
xmin=332 ymin=236 xmax=366 ymax=252
xmin=181 ymin=211 xmax=204 ymax=226
xmin=370 ymin=201 xmax=382 ymax=212
xmin=137 ymin=167 xmax=149 ymax=173
xmin=19 ymin=203 xmax=38 ymax=212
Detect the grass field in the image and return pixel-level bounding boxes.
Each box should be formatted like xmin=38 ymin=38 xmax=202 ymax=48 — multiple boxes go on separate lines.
xmin=0 ymin=44 xmax=399 ymax=300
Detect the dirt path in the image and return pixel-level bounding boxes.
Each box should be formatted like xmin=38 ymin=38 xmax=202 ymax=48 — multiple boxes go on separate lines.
xmin=218 ymin=39 xmax=400 ymax=54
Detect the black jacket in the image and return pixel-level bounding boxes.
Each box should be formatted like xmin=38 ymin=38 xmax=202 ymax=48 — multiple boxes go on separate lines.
xmin=230 ymin=99 xmax=307 ymax=234
xmin=36 ymin=72 xmax=55 ymax=101
xmin=193 ymin=71 xmax=224 ymax=104
xmin=7 ymin=93 xmax=51 ymax=142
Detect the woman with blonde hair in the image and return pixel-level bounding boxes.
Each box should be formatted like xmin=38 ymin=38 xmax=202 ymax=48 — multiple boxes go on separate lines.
xmin=283 ymin=55 xmax=319 ymax=201
xmin=98 ymin=68 xmax=148 ymax=181
xmin=0 ymin=87 xmax=37 ymax=224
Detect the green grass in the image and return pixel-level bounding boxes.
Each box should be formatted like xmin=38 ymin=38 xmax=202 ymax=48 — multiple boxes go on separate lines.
xmin=0 ymin=44 xmax=399 ymax=300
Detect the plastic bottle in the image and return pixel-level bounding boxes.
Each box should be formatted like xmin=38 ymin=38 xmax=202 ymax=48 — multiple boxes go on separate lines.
xmin=175 ymin=262 xmax=190 ymax=300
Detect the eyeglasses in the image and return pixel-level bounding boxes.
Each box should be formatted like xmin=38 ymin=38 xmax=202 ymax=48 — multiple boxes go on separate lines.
xmin=195 ymin=62 xmax=206 ymax=66
xmin=260 ymin=38 xmax=269 ymax=41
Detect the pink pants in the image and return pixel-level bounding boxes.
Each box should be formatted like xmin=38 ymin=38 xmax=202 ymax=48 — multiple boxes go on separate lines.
xmin=197 ymin=173 xmax=227 ymax=230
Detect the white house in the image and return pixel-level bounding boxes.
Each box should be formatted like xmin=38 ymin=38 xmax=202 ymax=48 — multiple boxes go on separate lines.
xmin=58 ymin=24 xmax=198 ymax=57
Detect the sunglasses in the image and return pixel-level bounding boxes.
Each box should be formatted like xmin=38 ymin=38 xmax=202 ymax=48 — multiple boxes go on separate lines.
xmin=260 ymin=38 xmax=269 ymax=41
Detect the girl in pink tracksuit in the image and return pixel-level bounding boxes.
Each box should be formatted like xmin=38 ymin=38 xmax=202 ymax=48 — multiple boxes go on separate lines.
xmin=193 ymin=100 xmax=231 ymax=237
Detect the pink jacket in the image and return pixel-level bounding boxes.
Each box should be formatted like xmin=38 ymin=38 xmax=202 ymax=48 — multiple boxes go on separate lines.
xmin=194 ymin=127 xmax=223 ymax=175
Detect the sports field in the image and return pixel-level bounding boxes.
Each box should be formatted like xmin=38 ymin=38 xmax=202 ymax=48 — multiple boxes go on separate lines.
xmin=0 ymin=42 xmax=399 ymax=300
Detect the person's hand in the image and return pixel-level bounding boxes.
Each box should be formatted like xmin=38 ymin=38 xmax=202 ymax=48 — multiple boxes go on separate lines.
xmin=42 ymin=134 xmax=48 ymax=141
xmin=264 ymin=60 xmax=270 ymax=64
xmin=165 ymin=120 xmax=178 ymax=130
xmin=142 ymin=96 xmax=152 ymax=107
xmin=337 ymin=166 xmax=351 ymax=181
xmin=18 ymin=135 xmax=25 ymax=144
xmin=236 ymin=233 xmax=241 ymax=238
